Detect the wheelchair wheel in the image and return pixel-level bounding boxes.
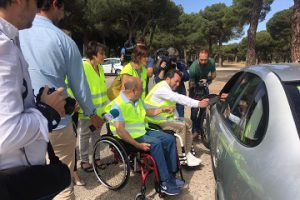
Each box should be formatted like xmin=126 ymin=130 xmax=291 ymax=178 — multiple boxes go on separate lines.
xmin=92 ymin=135 xmax=130 ymax=190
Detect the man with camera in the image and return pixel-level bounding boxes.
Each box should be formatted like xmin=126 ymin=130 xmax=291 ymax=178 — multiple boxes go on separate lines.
xmin=189 ymin=49 xmax=216 ymax=141
xmin=19 ymin=0 xmax=103 ymax=199
xmin=0 ymin=0 xmax=70 ymax=199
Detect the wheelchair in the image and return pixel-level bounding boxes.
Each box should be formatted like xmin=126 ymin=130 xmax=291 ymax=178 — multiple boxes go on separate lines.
xmin=92 ymin=123 xmax=184 ymax=200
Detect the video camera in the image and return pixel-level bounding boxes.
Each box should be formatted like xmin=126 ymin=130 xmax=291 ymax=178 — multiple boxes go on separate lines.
xmin=154 ymin=48 xmax=178 ymax=72
xmin=36 ymin=87 xmax=76 ymax=115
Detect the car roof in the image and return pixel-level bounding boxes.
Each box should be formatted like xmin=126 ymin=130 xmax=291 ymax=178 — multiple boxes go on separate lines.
xmin=245 ymin=64 xmax=300 ymax=82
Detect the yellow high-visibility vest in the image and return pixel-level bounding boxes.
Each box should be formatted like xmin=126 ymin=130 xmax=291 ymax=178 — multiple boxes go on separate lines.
xmin=120 ymin=63 xmax=147 ymax=99
xmin=78 ymin=61 xmax=109 ymax=119
xmin=144 ymin=81 xmax=176 ymax=124
xmin=107 ymin=95 xmax=146 ymax=139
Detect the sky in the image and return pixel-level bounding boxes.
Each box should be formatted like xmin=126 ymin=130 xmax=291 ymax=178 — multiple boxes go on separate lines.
xmin=173 ymin=0 xmax=294 ymax=43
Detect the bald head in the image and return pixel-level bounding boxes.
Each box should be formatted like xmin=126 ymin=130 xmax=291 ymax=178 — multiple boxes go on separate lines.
xmin=124 ymin=76 xmax=143 ymax=101
xmin=124 ymin=76 xmax=137 ymax=90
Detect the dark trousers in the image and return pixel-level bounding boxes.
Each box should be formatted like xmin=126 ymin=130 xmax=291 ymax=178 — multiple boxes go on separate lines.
xmin=0 ymin=163 xmax=70 ymax=200
xmin=191 ymin=107 xmax=206 ymax=134
xmin=190 ymin=85 xmax=209 ymax=134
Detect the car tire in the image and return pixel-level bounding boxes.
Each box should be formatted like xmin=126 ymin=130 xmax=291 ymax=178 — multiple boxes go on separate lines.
xmin=115 ymin=69 xmax=121 ymax=75
xmin=200 ymin=107 xmax=210 ymax=149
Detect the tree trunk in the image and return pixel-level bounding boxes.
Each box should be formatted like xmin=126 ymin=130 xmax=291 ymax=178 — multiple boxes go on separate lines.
xmin=208 ymin=37 xmax=213 ymax=55
xmin=149 ymin=25 xmax=157 ymax=47
xmin=245 ymin=0 xmax=263 ymax=66
xmin=218 ymin=39 xmax=223 ymax=67
xmin=184 ymin=49 xmax=188 ymax=65
xmin=291 ymin=0 xmax=300 ymax=62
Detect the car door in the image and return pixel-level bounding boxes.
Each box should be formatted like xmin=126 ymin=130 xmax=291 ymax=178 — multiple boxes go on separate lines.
xmin=212 ymin=72 xmax=267 ymax=200
xmin=210 ymin=71 xmax=244 ymax=198
xmin=103 ymin=59 xmax=113 ymax=74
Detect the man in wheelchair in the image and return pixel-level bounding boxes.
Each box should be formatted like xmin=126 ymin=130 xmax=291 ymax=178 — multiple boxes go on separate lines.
xmin=144 ymin=69 xmax=209 ymax=167
xmin=106 ymin=76 xmax=183 ymax=196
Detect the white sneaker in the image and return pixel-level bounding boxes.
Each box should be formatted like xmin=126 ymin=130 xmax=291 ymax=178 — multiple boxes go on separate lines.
xmin=186 ymin=152 xmax=201 ymax=167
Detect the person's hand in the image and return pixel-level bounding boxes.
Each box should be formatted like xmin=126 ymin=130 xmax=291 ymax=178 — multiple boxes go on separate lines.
xmin=40 ymin=85 xmax=66 ymax=117
xmin=162 ymin=105 xmax=175 ymax=113
xmin=74 ymin=101 xmax=80 ymax=112
xmin=90 ymin=115 xmax=105 ymax=130
xmin=220 ymin=93 xmax=229 ymax=102
xmin=200 ymin=79 xmax=207 ymax=84
xmin=224 ymin=104 xmax=231 ymax=118
xmin=137 ymin=143 xmax=151 ymax=151
xmin=198 ymin=98 xmax=209 ymax=108
xmin=160 ymin=61 xmax=167 ymax=69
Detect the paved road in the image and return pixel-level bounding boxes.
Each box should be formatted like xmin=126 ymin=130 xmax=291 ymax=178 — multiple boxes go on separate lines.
xmin=74 ymin=65 xmax=242 ymax=200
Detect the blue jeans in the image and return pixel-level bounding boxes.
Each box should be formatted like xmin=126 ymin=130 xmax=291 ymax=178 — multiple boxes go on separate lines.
xmin=135 ymin=130 xmax=177 ymax=182
xmin=176 ymin=103 xmax=184 ymax=118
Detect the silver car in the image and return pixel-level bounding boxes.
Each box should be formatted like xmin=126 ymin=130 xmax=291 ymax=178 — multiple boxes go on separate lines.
xmin=209 ymin=64 xmax=300 ymax=200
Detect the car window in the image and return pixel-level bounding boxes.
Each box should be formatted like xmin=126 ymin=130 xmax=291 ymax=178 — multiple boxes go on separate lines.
xmin=219 ymin=71 xmax=244 ymax=95
xmin=284 ymin=81 xmax=300 ymax=134
xmin=104 ymin=60 xmax=112 ymax=65
xmin=223 ymin=73 xmax=263 ymax=143
xmin=240 ymin=85 xmax=268 ymax=146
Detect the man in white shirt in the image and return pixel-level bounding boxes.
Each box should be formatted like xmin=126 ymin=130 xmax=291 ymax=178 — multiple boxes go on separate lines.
xmin=144 ymin=69 xmax=209 ymax=167
xmin=0 ymin=0 xmax=65 ymax=175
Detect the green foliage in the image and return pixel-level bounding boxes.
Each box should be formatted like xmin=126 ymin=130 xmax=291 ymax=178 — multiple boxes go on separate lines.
xmin=232 ymin=0 xmax=274 ymax=25
xmin=267 ymin=8 xmax=292 ymax=40
xmin=255 ymin=31 xmax=274 ymax=62
xmin=59 ymin=0 xmax=291 ymax=63
xmin=266 ymin=8 xmax=292 ymax=62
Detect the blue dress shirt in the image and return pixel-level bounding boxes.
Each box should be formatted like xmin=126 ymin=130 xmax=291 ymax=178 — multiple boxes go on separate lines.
xmin=20 ymin=15 xmax=95 ymax=129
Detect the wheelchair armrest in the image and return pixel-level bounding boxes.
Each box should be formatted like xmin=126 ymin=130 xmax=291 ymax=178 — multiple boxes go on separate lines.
xmin=148 ymin=123 xmax=175 ymax=135
xmin=147 ymin=123 xmax=162 ymax=130
xmin=117 ymin=139 xmax=149 ymax=154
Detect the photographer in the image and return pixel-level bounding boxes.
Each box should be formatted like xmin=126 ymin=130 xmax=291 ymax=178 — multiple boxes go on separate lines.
xmin=189 ymin=49 xmax=216 ymax=140
xmin=0 ymin=0 xmax=69 ymax=199
xmin=19 ymin=0 xmax=103 ymax=199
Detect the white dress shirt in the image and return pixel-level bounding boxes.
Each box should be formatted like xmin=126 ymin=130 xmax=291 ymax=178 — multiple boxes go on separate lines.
xmin=0 ymin=17 xmax=48 ymax=170
xmin=148 ymin=81 xmax=199 ymax=108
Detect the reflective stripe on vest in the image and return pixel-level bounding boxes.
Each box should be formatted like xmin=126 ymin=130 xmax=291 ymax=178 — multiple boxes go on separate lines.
xmin=109 ymin=95 xmax=146 ymax=139
xmin=120 ymin=63 xmax=147 ymax=99
xmin=144 ymin=81 xmax=176 ymax=124
xmin=79 ymin=61 xmax=109 ymax=119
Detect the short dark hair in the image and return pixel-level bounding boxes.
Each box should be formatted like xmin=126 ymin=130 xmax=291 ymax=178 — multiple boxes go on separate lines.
xmin=0 ymin=0 xmax=12 ymax=8
xmin=165 ymin=69 xmax=182 ymax=79
xmin=131 ymin=45 xmax=148 ymax=64
xmin=36 ymin=0 xmax=64 ymax=10
xmin=85 ymin=41 xmax=106 ymax=60
xmin=199 ymin=49 xmax=209 ymax=55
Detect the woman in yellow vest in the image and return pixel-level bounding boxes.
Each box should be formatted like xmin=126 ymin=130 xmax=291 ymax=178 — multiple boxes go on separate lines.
xmin=120 ymin=45 xmax=148 ymax=99
xmin=78 ymin=41 xmax=109 ymax=172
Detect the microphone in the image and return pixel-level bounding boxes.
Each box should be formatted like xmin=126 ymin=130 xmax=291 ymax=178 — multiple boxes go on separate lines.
xmin=89 ymin=109 xmax=120 ymax=132
xmin=102 ymin=109 xmax=119 ymax=122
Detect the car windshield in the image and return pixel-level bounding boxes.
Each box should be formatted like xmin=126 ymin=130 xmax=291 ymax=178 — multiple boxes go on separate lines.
xmin=284 ymin=81 xmax=300 ymax=134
